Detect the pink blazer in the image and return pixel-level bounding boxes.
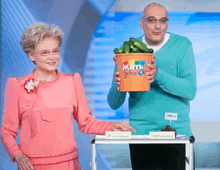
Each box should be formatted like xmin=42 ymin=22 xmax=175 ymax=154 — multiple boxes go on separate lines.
xmin=1 ymin=70 xmax=112 ymax=165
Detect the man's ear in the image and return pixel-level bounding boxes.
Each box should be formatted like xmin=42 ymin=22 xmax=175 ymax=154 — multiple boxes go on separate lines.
xmin=28 ymin=52 xmax=35 ymax=62
xmin=140 ymin=18 xmax=144 ymax=29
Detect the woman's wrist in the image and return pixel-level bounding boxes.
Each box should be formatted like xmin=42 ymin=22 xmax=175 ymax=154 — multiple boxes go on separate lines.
xmin=14 ymin=153 xmax=24 ymax=162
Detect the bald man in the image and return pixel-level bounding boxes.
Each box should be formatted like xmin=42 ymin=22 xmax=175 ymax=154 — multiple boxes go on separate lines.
xmin=108 ymin=3 xmax=196 ymax=170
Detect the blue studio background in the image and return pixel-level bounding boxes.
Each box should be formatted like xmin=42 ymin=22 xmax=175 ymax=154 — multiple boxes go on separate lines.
xmin=1 ymin=0 xmax=220 ymax=169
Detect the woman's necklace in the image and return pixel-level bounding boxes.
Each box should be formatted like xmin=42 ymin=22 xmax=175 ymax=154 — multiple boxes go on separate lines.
xmin=40 ymin=80 xmax=47 ymax=84
xmin=34 ymin=70 xmax=57 ymax=84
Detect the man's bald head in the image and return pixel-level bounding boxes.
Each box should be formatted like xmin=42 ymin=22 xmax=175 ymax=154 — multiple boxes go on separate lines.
xmin=142 ymin=3 xmax=168 ymax=18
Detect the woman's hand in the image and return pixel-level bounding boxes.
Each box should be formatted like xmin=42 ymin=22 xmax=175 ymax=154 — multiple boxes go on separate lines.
xmin=146 ymin=58 xmax=157 ymax=83
xmin=14 ymin=153 xmax=34 ymax=170
xmin=111 ymin=122 xmax=136 ymax=133
xmin=114 ymin=71 xmax=120 ymax=91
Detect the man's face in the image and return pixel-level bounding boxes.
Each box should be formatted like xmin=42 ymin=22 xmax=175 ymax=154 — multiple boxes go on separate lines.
xmin=140 ymin=4 xmax=168 ymax=46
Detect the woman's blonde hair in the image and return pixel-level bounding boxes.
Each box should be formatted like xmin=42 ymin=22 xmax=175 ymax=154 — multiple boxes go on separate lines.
xmin=20 ymin=22 xmax=64 ymax=56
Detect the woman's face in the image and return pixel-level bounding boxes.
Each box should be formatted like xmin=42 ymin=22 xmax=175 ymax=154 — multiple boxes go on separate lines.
xmin=29 ymin=38 xmax=60 ymax=73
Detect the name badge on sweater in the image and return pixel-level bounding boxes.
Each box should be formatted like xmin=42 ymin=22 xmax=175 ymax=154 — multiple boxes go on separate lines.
xmin=165 ymin=112 xmax=178 ymax=121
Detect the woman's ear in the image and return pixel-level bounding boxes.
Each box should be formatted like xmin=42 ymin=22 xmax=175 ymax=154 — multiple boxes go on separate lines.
xmin=28 ymin=52 xmax=35 ymax=62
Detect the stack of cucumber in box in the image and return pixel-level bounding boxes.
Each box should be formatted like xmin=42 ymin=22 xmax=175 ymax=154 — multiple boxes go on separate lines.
xmin=114 ymin=38 xmax=154 ymax=54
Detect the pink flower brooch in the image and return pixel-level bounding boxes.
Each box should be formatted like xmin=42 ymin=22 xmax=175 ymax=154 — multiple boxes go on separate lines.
xmin=23 ymin=78 xmax=38 ymax=94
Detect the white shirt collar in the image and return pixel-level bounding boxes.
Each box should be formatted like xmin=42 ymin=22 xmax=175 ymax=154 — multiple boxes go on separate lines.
xmin=142 ymin=33 xmax=170 ymax=53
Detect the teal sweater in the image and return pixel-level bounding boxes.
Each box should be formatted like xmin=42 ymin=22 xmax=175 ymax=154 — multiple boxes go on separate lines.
xmin=107 ymin=33 xmax=197 ymax=137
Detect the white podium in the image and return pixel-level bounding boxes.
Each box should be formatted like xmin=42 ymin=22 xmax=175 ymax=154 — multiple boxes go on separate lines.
xmin=91 ymin=135 xmax=194 ymax=170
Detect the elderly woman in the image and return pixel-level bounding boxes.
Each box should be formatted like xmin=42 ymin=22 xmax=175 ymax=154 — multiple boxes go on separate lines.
xmin=1 ymin=22 xmax=135 ymax=170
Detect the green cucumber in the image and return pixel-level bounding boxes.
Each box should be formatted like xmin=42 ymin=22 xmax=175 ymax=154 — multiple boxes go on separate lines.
xmin=124 ymin=41 xmax=130 ymax=53
xmin=130 ymin=44 xmax=134 ymax=50
xmin=114 ymin=48 xmax=119 ymax=54
xmin=149 ymin=48 xmax=154 ymax=53
xmin=129 ymin=38 xmax=150 ymax=53
xmin=114 ymin=38 xmax=154 ymax=54
xmin=118 ymin=47 xmax=124 ymax=53
xmin=131 ymin=47 xmax=139 ymax=53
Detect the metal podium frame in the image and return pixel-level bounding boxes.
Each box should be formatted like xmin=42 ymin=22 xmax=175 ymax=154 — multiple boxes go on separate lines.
xmin=91 ymin=135 xmax=194 ymax=170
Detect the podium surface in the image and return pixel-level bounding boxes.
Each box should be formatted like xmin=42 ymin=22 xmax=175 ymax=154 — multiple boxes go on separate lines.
xmin=91 ymin=135 xmax=194 ymax=170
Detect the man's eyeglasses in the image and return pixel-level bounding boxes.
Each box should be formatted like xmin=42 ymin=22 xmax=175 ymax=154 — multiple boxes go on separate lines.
xmin=142 ymin=17 xmax=168 ymax=24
